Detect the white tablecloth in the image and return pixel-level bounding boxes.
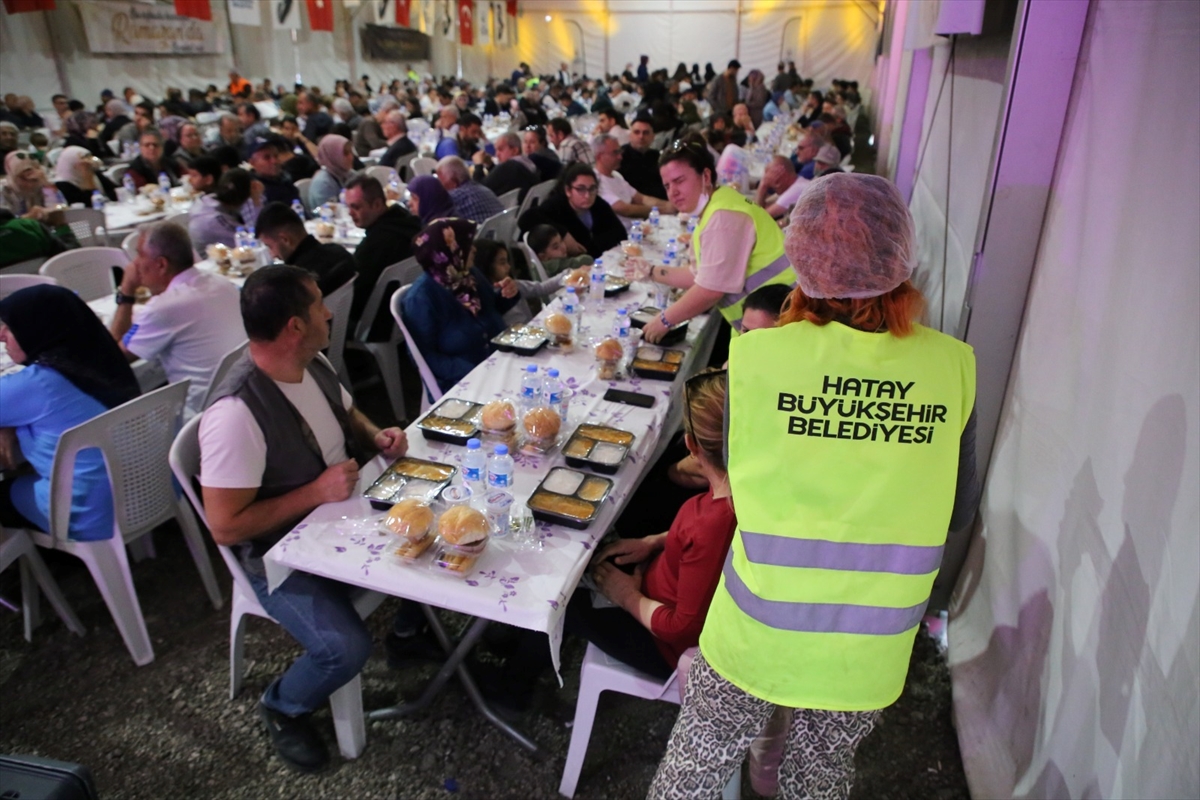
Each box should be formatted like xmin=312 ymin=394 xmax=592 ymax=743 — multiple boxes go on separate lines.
xmin=264 ymin=276 xmax=716 ymax=675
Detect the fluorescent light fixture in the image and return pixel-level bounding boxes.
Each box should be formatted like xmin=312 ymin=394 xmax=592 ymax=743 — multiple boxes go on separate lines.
xmin=545 ymin=15 xmax=552 ymax=22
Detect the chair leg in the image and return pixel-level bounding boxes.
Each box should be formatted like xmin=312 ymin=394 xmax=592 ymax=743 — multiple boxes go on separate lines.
xmin=19 ymin=557 xmax=38 ymax=642
xmin=330 ymin=674 xmax=367 ymax=759
xmin=559 ymin=670 xmax=604 ymax=798
xmin=127 ymin=532 xmax=156 ymax=562
xmin=371 ymin=344 xmax=407 ymax=423
xmin=21 ymin=551 xmax=85 ymax=637
xmin=722 ymin=764 xmax=742 ymax=800
xmin=230 ymin=604 xmax=248 ymax=700
xmin=176 ymin=499 xmax=224 ymax=610
xmin=79 ymin=538 xmax=154 ymax=666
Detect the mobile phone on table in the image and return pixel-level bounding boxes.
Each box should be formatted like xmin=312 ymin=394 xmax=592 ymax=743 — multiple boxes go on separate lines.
xmin=603 ymin=388 xmax=655 ymax=408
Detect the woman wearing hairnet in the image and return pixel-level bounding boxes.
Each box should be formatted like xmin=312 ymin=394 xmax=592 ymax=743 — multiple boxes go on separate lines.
xmin=648 ymin=174 xmax=980 ymax=800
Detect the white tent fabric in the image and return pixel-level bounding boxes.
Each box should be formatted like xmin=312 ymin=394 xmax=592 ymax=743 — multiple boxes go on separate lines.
xmin=948 ymin=3 xmax=1200 ymax=799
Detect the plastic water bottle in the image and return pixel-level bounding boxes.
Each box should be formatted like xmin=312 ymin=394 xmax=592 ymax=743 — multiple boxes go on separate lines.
xmin=91 ymin=190 xmax=105 ymax=210
xmin=665 ymin=237 xmax=678 ymax=266
xmin=613 ymin=307 xmax=631 ymax=341
xmin=291 ymin=199 xmax=306 ymax=219
xmin=648 ymin=206 xmax=660 ymax=229
xmin=542 ymin=368 xmax=563 ymax=407
xmin=235 ymin=226 xmax=249 ymax=249
xmin=54 ymin=189 xmax=67 ymax=208
xmin=590 ymin=257 xmax=607 ymax=299
xmin=487 ymin=444 xmax=515 ymax=489
xmin=319 ymin=204 xmax=333 ymax=224
xmin=123 ymin=173 xmax=136 ymax=198
xmin=388 ymin=176 xmax=401 ymax=197
xmin=158 ymin=172 xmax=171 ymax=194
xmin=562 ymin=286 xmax=580 ymax=326
xmin=630 ymin=221 xmax=643 ymax=245
xmin=462 ymin=438 xmax=485 ymax=487
xmin=520 ymin=364 xmax=541 ymax=408
xmin=687 ymin=216 xmax=697 ymax=233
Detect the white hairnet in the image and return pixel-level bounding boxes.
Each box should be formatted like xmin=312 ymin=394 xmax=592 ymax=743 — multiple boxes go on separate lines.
xmin=785 ymin=173 xmax=916 ymax=299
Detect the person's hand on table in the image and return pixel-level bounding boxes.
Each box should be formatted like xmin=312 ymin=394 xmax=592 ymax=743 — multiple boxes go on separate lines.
xmin=642 ymin=314 xmax=671 ymax=343
xmin=314 ymin=459 xmax=361 ymax=503
xmin=623 ymin=257 xmax=650 ymax=281
xmin=563 ymin=233 xmax=587 ymax=257
xmin=374 ymin=427 xmax=408 ymax=459
xmin=23 ymin=207 xmax=46 ymax=222
xmin=594 ymin=559 xmax=646 ymax=608
xmin=494 ymin=276 xmax=519 ymax=299
xmin=596 ymin=535 xmax=659 ymax=567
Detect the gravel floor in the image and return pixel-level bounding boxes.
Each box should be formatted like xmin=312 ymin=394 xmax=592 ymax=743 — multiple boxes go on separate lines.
xmin=0 ymin=527 xmax=968 ymax=799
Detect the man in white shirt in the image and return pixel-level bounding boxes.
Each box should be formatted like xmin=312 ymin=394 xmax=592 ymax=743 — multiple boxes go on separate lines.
xmin=591 ymin=134 xmax=674 ymax=230
xmin=595 ymin=108 xmax=630 ymax=147
xmin=199 ymin=265 xmax=408 ymax=773
xmin=109 ymin=221 xmax=245 ymax=417
xmin=754 ymin=155 xmax=810 ymax=221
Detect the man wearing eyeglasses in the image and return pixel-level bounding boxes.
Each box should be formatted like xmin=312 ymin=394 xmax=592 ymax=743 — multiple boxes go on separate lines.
xmin=591 ymin=134 xmax=673 ymax=230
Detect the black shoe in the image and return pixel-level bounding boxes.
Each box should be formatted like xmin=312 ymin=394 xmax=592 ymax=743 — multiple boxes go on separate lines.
xmin=258 ymin=702 xmax=329 ymax=773
xmin=384 ymin=629 xmax=445 ymax=669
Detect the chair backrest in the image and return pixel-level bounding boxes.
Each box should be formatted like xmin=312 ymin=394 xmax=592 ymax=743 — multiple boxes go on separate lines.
xmin=105 ymin=164 xmax=128 ymax=185
xmin=168 ymin=414 xmax=258 ymax=601
xmin=62 ymin=207 xmax=109 ymax=247
xmin=39 ymin=247 xmax=128 ymax=302
xmin=515 ymin=239 xmax=549 ymax=283
xmin=0 ymin=273 xmax=57 ymax=300
xmin=359 ymin=157 xmax=379 ymax=169
xmin=121 ymin=230 xmax=140 ymax=260
xmin=366 ymin=165 xmax=397 ymax=187
xmin=200 ymin=340 xmax=250 ymax=410
xmin=497 ymin=187 xmax=521 ymax=210
xmin=652 ymin=130 xmax=673 ymax=150
xmin=409 ymin=156 xmax=437 ymax=178
xmin=294 ymin=178 xmax=313 ymax=213
xmin=517 ymin=179 xmax=556 ymax=219
xmin=0 ymin=256 xmax=48 ymax=275
xmin=395 ymin=151 xmax=419 ymax=182
xmin=390 ymin=286 xmax=443 ymax=410
xmin=46 ymin=147 xmax=64 ymax=168
xmin=353 ymin=256 xmax=421 ymax=342
xmin=49 ymin=381 xmax=189 ymax=543
xmin=476 ymin=207 xmax=517 ymax=242
xmin=323 ymin=276 xmax=357 ymax=387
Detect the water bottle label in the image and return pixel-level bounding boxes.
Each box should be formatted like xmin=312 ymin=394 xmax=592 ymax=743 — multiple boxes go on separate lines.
xmin=488 ymin=472 xmax=511 ymax=488
xmin=464 ymin=466 xmax=482 ymax=482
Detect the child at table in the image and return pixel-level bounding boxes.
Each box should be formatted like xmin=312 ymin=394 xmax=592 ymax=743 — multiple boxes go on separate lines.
xmin=472 ymin=237 xmax=573 ymax=327
xmin=526 ymin=224 xmax=593 ymax=277
xmin=479 ymin=369 xmax=737 ymax=712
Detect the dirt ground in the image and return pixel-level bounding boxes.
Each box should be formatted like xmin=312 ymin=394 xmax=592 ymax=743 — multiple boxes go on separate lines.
xmin=0 ymin=527 xmax=968 ymax=800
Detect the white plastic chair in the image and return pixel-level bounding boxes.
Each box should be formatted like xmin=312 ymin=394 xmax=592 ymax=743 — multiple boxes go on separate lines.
xmin=395 ymin=152 xmax=419 ymax=182
xmin=517 ymin=179 xmax=556 ymax=219
xmin=517 ymin=235 xmax=550 ymax=282
xmin=409 ymin=156 xmax=437 ymax=178
xmin=61 ymin=207 xmax=110 ymax=247
xmin=21 ymin=381 xmax=223 ymax=666
xmin=323 ymin=276 xmax=357 ymax=388
xmin=121 ymin=229 xmax=140 ymax=260
xmin=0 ymin=256 xmax=48 ymax=276
xmin=39 ymin=247 xmax=128 ymax=302
xmin=390 ymin=285 xmax=443 ymax=413
xmin=104 ymin=164 xmax=129 ymax=185
xmin=0 ymin=273 xmax=57 ymax=300
xmin=476 ymin=207 xmax=518 ymax=242
xmin=560 ymin=643 xmax=742 ymax=799
xmin=294 ymin=178 xmax=313 ymax=214
xmin=365 ymin=165 xmax=397 ymax=187
xmin=497 ymin=187 xmax=521 ymax=210
xmin=168 ymin=414 xmax=385 ymax=759
xmin=0 ymin=528 xmax=85 ymax=642
xmin=348 ymin=256 xmax=422 ymax=423
xmin=45 ymin=147 xmax=64 ymax=169
xmin=200 ymin=340 xmax=250 ymax=410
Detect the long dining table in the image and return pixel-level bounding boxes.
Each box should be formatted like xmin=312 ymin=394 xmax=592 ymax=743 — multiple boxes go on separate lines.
xmin=261 ymin=216 xmax=720 ymax=758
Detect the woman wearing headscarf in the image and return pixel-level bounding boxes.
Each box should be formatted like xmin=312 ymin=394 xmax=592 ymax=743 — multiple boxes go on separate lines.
xmin=157 ymin=115 xmax=189 ymax=161
xmin=399 ymin=217 xmax=519 ymax=393
xmin=0 ymin=285 xmax=140 ymax=541
xmin=648 ymin=174 xmax=978 ymax=800
xmin=743 ymin=69 xmax=770 ymax=128
xmin=54 ymin=146 xmax=118 ymax=207
xmin=406 ymin=175 xmax=455 ymax=226
xmin=0 ymin=152 xmax=50 ymax=218
xmin=307 ymin=133 xmax=353 ymax=211
xmin=63 ymin=111 xmax=108 ymax=161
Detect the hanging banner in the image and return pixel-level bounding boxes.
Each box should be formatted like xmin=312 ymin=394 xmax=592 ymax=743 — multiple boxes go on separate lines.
xmin=76 ymin=1 xmax=223 ymax=54
xmin=174 ymin=0 xmax=210 ymax=21
xmin=439 ymin=0 xmax=453 ymax=39
xmin=457 ymin=0 xmax=472 ymax=45
xmin=228 ymin=0 xmax=260 ymax=26
xmin=305 ymin=0 xmax=333 ymax=31
xmin=272 ymin=0 xmax=301 ymax=29
xmin=360 ymin=23 xmax=431 ymax=60
xmin=2 ymin=0 xmax=55 ymax=13
xmin=476 ymin=1 xmax=488 ymax=44
xmin=372 ymin=0 xmax=390 ymax=25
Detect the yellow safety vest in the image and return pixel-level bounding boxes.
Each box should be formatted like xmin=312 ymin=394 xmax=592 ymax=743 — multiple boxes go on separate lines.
xmin=692 ymin=186 xmax=795 ymax=332
xmin=701 ymin=320 xmax=976 ymax=710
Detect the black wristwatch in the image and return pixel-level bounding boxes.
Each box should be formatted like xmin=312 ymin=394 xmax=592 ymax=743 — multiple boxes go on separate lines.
xmin=114 ymin=288 xmax=138 ymax=305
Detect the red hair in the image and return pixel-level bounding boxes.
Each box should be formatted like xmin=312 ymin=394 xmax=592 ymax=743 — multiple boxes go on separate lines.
xmin=778 ymin=280 xmax=925 ymax=337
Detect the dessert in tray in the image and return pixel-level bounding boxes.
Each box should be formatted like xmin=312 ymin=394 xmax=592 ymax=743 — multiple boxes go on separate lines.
xmin=631 ymin=345 xmax=685 ymax=380
xmin=363 ymin=457 xmax=457 ymax=508
xmin=416 ymin=398 xmax=484 ymax=444
xmin=562 ymin=423 xmax=635 ymax=474
xmin=528 ymin=467 xmax=613 ymax=529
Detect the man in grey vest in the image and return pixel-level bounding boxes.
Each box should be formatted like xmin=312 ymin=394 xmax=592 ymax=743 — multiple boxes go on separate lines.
xmin=198 ymin=265 xmax=407 ymax=773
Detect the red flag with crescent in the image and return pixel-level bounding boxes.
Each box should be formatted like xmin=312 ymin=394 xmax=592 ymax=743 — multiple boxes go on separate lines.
xmin=458 ymin=0 xmax=473 ymax=45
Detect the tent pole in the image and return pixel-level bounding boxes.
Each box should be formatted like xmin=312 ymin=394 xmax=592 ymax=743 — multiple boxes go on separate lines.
xmin=224 ymin=1 xmax=239 ymax=73
xmin=42 ymin=8 xmax=70 ymax=98
xmin=734 ymin=0 xmax=742 ymax=61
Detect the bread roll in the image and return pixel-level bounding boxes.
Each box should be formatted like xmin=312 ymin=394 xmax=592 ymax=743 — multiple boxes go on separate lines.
xmin=523 ymin=406 xmax=562 ymax=440
xmin=481 ymin=399 xmax=517 ymax=432
xmin=594 ymin=338 xmax=623 ymax=361
xmin=385 ymin=498 xmax=435 ymax=541
xmin=545 ymin=313 xmax=572 ymax=335
xmin=438 ymin=505 xmax=490 ymax=545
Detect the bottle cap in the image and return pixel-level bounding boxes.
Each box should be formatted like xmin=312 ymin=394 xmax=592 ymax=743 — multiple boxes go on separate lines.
xmin=466 ymin=438 xmax=480 ymax=450
xmin=548 ymin=368 xmax=559 ymax=378
xmin=494 ymin=444 xmax=509 ymax=456
xmin=526 ymin=365 xmax=537 ymax=373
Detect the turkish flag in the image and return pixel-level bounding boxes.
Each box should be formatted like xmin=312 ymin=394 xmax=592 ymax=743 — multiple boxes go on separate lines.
xmin=174 ymin=0 xmax=211 ymax=21
xmin=2 ymin=0 xmax=55 ymax=12
xmin=458 ymin=0 xmax=473 ymax=45
xmin=506 ymin=0 xmax=516 ymax=17
xmin=396 ymin=0 xmax=410 ymax=26
xmin=306 ymin=0 xmax=334 ymax=31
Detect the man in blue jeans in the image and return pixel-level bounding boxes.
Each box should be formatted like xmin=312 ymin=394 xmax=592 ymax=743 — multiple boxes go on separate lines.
xmin=197 ymin=265 xmax=410 ymax=772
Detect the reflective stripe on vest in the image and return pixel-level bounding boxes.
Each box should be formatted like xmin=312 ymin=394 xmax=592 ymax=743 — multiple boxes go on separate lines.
xmin=693 ymin=186 xmax=795 ymax=331
xmin=699 ymin=321 xmax=976 ymax=711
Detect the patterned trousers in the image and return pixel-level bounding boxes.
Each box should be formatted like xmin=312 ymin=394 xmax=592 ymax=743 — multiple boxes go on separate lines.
xmin=648 ymin=651 xmax=881 ymax=800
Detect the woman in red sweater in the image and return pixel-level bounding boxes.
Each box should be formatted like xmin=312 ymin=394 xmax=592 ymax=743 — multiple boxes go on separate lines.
xmin=485 ymin=369 xmax=735 ymax=709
